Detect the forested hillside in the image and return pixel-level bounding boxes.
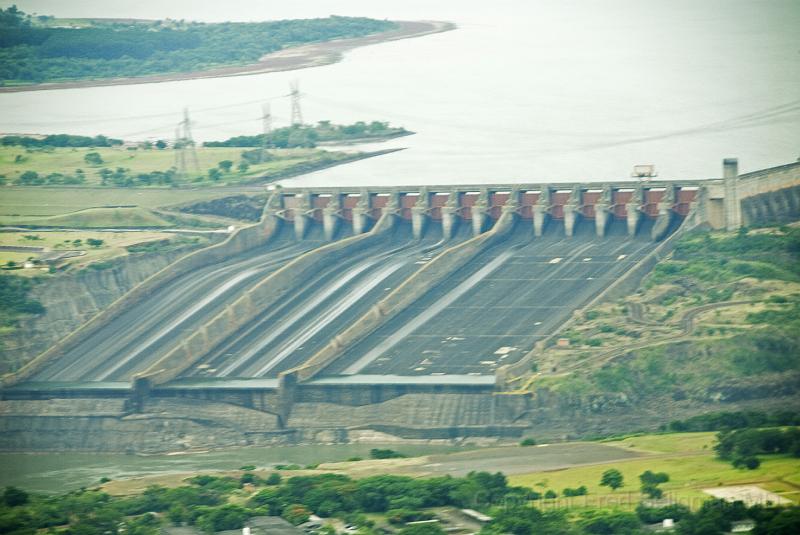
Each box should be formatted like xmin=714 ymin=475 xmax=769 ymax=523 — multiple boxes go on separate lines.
xmin=0 ymin=6 xmax=395 ymax=84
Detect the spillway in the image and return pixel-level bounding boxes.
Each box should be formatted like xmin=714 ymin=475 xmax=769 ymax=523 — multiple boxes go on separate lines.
xmin=324 ymin=218 xmax=666 ymax=377
xmin=31 ymin=224 xmax=324 ymax=382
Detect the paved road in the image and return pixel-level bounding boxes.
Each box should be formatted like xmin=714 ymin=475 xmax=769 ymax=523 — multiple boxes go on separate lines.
xmin=326 ymin=218 xmax=669 ymax=376
xmin=32 ymin=224 xmax=326 ymax=382
xmin=189 ymin=222 xmax=471 ymax=379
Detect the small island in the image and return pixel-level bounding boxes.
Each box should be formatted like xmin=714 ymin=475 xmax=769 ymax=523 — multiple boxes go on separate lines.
xmin=0 ymin=6 xmax=452 ymax=92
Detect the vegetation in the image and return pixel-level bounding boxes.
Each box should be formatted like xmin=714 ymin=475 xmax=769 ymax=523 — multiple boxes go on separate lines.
xmin=599 ymin=468 xmax=624 ymax=491
xmin=204 ymin=121 xmax=411 ymax=149
xmin=666 ymin=411 xmax=800 ymax=433
xmin=369 ymin=448 xmax=407 ymax=460
xmin=715 ymin=428 xmax=800 ymax=470
xmin=0 ymin=141 xmax=384 ymax=188
xmin=527 ymin=226 xmax=800 ymax=418
xmin=0 ymin=274 xmax=44 ymax=330
xmin=511 ymin=431 xmax=799 ymax=509
xmin=0 ymin=6 xmax=395 ymax=85
xmin=0 ymin=134 xmax=121 ymax=148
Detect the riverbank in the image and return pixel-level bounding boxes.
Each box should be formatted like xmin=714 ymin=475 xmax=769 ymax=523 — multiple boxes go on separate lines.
xmin=0 ymin=20 xmax=454 ymax=94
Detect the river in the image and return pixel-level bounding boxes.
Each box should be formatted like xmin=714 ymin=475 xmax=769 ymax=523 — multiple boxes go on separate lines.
xmin=1 ymin=0 xmax=798 ymax=186
xmin=0 ymin=443 xmax=472 ymax=493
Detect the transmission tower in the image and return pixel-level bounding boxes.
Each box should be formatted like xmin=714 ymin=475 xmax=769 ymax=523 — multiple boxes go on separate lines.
xmin=175 ymin=108 xmax=200 ymax=178
xmin=290 ymin=80 xmax=303 ymax=126
xmin=261 ymin=102 xmax=272 ymax=161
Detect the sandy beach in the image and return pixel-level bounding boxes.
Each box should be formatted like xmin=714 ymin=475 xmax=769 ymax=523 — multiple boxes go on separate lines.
xmin=0 ymin=20 xmax=454 ymax=94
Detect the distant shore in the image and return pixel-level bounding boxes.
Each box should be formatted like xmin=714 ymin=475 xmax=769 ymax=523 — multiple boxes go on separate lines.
xmin=0 ymin=20 xmax=454 ymax=94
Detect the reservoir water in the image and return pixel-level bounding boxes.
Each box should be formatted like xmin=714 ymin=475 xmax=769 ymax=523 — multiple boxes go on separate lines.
xmin=1 ymin=0 xmax=798 ymax=186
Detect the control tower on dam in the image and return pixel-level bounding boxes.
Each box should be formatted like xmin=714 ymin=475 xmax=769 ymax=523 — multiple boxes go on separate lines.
xmin=2 ymin=158 xmax=799 ymax=447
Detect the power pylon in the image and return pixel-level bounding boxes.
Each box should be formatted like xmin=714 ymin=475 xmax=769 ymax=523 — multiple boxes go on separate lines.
xmin=261 ymin=102 xmax=272 ymax=161
xmin=174 ymin=108 xmax=200 ymax=178
xmin=290 ymin=80 xmax=303 ymax=126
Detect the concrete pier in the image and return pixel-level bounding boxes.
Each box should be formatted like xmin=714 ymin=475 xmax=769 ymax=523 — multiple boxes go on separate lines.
xmin=441 ymin=190 xmax=460 ymax=240
xmin=594 ymin=186 xmax=612 ymax=237
xmin=724 ymin=158 xmax=741 ymax=231
xmin=471 ymin=189 xmax=489 ymax=235
xmin=563 ymin=185 xmax=582 ymax=237
xmin=293 ymin=191 xmax=312 ymax=240
xmin=626 ymin=185 xmax=643 ymax=237
xmin=533 ymin=188 xmax=551 ymax=237
xmin=651 ymin=185 xmax=676 ymax=241
xmin=411 ymin=188 xmax=429 ymax=239
xmin=322 ymin=194 xmax=341 ymax=241
xmin=351 ymin=191 xmax=371 ymax=235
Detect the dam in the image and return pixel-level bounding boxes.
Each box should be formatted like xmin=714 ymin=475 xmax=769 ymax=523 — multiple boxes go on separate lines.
xmin=1 ymin=158 xmax=799 ymax=449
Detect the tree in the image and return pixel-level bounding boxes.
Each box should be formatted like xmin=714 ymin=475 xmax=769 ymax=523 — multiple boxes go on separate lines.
xmin=16 ymin=170 xmax=42 ymax=185
xmin=237 ymin=161 xmax=250 ymax=173
xmin=218 ymin=160 xmax=233 ymax=173
xmin=84 ymin=151 xmax=103 ymax=165
xmin=283 ymin=503 xmax=311 ymax=525
xmin=600 ymin=468 xmax=624 ymax=491
xmin=3 ymin=486 xmax=29 ymax=507
xmin=86 ymin=238 xmax=104 ymax=248
xmin=207 ymin=168 xmax=222 ymax=181
xmin=639 ymin=470 xmax=669 ymax=499
xmin=155 ymin=139 xmax=167 ymax=149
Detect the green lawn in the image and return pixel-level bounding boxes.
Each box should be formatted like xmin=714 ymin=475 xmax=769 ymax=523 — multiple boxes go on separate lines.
xmin=0 ymin=145 xmax=351 ymax=187
xmin=509 ymin=433 xmax=800 ymax=509
xmin=601 ymin=432 xmax=717 ymax=454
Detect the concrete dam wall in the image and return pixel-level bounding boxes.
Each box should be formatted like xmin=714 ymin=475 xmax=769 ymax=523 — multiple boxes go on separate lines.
xmin=2 ymin=158 xmax=799 ymax=450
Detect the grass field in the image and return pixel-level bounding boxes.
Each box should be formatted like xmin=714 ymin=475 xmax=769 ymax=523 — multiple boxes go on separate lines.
xmin=0 ymin=145 xmax=351 ymax=187
xmin=509 ymin=432 xmax=800 ymax=509
xmin=0 ymin=185 xmax=241 ymax=229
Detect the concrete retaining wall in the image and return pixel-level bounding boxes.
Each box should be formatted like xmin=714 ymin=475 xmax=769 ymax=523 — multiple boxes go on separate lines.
xmin=284 ymin=209 xmax=519 ymax=383
xmin=2 ymin=196 xmax=283 ymax=388
xmin=742 ymin=184 xmax=800 ymax=226
xmin=137 ymin=212 xmax=397 ymax=385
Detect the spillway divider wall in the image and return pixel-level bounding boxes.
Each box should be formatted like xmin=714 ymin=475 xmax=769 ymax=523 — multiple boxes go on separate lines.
xmin=281 ymin=205 xmax=519 ymax=385
xmin=1 ymin=194 xmax=284 ymax=388
xmin=135 ymin=210 xmax=399 ymax=388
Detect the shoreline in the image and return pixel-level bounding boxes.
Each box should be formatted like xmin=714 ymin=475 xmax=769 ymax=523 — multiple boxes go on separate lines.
xmin=0 ymin=20 xmax=455 ymax=94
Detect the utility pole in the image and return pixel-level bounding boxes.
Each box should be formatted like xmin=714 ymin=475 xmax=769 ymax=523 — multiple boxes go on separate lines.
xmin=261 ymin=102 xmax=272 ymax=161
xmin=290 ymin=80 xmax=303 ymax=126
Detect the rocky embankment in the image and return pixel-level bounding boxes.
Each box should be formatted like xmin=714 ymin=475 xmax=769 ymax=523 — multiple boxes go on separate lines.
xmin=0 ymin=247 xmax=200 ymax=374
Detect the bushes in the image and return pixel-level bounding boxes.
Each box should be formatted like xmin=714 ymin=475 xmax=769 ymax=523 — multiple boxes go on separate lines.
xmin=714 ymin=427 xmax=800 ymax=469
